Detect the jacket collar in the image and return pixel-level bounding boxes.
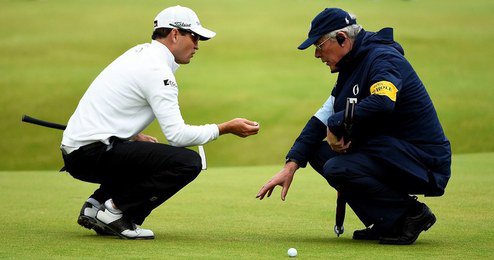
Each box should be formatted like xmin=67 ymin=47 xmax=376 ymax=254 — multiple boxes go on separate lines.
xmin=335 ymin=29 xmax=366 ymax=71
xmin=336 ymin=28 xmax=401 ymax=72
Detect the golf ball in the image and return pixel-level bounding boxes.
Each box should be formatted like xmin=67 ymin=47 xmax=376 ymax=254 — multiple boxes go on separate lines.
xmin=287 ymin=248 xmax=297 ymax=257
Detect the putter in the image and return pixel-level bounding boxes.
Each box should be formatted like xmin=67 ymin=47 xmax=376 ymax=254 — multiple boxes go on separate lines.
xmin=198 ymin=145 xmax=207 ymax=170
xmin=334 ymin=97 xmax=357 ymax=237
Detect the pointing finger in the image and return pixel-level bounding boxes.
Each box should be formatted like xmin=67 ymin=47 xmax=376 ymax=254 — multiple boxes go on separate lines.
xmin=267 ymin=187 xmax=274 ymax=197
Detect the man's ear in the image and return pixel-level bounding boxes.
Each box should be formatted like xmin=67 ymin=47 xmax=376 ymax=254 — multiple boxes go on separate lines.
xmin=336 ymin=33 xmax=346 ymax=46
xmin=170 ymin=29 xmax=179 ymax=43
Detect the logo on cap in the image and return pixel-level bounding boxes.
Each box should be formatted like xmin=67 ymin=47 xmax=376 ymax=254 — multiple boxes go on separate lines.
xmin=174 ymin=22 xmax=191 ymax=28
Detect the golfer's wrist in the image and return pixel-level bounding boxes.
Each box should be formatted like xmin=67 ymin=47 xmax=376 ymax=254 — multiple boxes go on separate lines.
xmin=217 ymin=123 xmax=227 ymax=135
xmin=284 ymin=159 xmax=299 ymax=172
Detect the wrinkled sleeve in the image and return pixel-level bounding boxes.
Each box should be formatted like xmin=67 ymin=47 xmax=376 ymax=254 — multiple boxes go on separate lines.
xmin=286 ymin=116 xmax=328 ymax=168
xmin=141 ymin=72 xmax=219 ymax=147
xmin=286 ymin=95 xmax=336 ymax=167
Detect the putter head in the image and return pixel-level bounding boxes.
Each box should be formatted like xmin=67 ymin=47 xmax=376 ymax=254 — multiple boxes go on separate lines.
xmin=198 ymin=145 xmax=207 ymax=170
xmin=334 ymin=224 xmax=344 ymax=237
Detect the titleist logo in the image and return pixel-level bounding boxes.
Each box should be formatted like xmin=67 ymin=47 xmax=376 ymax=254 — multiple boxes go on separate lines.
xmin=174 ymin=22 xmax=191 ymax=27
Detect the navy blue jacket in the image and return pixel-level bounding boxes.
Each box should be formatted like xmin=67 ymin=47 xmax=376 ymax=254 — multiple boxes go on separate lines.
xmin=287 ymin=28 xmax=451 ymax=195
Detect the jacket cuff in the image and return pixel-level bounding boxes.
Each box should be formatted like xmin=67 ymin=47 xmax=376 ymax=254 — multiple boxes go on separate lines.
xmin=327 ymin=111 xmax=345 ymax=138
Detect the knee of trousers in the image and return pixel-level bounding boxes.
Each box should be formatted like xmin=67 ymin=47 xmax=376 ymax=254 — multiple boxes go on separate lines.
xmin=172 ymin=148 xmax=203 ymax=179
xmin=308 ymin=159 xmax=324 ymax=176
xmin=322 ymin=157 xmax=354 ymax=187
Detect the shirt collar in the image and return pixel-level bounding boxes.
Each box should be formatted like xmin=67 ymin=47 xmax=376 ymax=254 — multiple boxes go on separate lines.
xmin=151 ymin=40 xmax=180 ymax=73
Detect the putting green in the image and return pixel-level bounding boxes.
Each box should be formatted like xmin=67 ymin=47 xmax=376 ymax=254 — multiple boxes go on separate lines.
xmin=0 ymin=152 xmax=492 ymax=258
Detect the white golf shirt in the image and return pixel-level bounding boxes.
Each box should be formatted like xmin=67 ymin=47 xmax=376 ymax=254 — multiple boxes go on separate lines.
xmin=62 ymin=40 xmax=219 ymax=150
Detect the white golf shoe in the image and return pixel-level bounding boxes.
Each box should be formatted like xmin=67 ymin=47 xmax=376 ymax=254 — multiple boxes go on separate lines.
xmin=95 ymin=199 xmax=154 ymax=240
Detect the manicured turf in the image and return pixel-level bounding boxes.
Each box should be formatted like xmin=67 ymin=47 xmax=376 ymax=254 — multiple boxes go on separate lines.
xmin=1 ymin=153 xmax=492 ymax=258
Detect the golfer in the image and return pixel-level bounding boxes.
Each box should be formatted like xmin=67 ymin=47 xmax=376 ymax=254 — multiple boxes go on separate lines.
xmin=61 ymin=5 xmax=260 ymax=239
xmin=256 ymin=8 xmax=451 ymax=245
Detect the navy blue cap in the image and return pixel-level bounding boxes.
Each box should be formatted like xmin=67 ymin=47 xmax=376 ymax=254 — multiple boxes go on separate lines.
xmin=298 ymin=8 xmax=356 ymax=50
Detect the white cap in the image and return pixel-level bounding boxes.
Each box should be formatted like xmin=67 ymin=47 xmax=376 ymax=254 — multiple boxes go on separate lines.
xmin=153 ymin=5 xmax=216 ymax=41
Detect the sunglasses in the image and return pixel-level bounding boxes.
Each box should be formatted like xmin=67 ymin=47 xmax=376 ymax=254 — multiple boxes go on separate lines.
xmin=169 ymin=23 xmax=200 ymax=42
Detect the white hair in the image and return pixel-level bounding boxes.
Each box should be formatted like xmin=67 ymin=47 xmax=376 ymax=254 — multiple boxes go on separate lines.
xmin=326 ymin=24 xmax=362 ymax=41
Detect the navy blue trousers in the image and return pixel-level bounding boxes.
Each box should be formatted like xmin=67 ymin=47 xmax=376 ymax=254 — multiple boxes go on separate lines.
xmin=308 ymin=136 xmax=449 ymax=233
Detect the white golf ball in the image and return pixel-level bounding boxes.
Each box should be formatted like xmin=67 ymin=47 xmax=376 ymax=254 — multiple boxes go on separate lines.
xmin=287 ymin=248 xmax=297 ymax=257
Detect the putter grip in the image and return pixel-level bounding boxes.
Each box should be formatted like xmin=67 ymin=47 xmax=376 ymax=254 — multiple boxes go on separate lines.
xmin=343 ymin=98 xmax=357 ymax=142
xmin=22 ymin=115 xmax=66 ymax=130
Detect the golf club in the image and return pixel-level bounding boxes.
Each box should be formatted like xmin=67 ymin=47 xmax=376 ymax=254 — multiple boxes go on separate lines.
xmin=21 ymin=115 xmax=207 ymax=170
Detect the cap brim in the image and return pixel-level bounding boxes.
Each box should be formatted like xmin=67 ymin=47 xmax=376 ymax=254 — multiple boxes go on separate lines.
xmin=191 ymin=26 xmax=216 ymax=41
xmin=298 ymin=35 xmax=320 ymax=50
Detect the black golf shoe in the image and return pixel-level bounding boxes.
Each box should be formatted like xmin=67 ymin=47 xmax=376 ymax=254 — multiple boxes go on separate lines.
xmin=353 ymin=225 xmax=380 ymax=240
xmin=379 ymin=203 xmax=436 ymax=245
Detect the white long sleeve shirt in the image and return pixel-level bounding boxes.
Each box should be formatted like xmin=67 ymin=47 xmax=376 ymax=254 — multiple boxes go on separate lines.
xmin=62 ymin=40 xmax=219 ymax=149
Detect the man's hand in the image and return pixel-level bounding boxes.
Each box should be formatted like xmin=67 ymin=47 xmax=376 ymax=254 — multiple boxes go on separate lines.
xmin=256 ymin=161 xmax=298 ymax=201
xmin=132 ymin=133 xmax=158 ymax=143
xmin=218 ymin=118 xmax=260 ymax=137
xmin=327 ymin=129 xmax=350 ymax=153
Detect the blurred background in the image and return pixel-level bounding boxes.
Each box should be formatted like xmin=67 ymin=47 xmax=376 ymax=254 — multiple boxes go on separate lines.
xmin=1 ymin=0 xmax=493 ymax=170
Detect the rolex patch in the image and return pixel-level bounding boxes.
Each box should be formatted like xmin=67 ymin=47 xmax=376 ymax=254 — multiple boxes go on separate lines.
xmin=370 ymin=81 xmax=398 ymax=101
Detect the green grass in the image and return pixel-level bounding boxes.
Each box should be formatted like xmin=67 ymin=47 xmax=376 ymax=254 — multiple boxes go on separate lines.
xmin=1 ymin=1 xmax=492 ymax=258
xmin=0 ymin=153 xmax=492 ymax=258
xmin=1 ymin=0 xmax=494 ymax=170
